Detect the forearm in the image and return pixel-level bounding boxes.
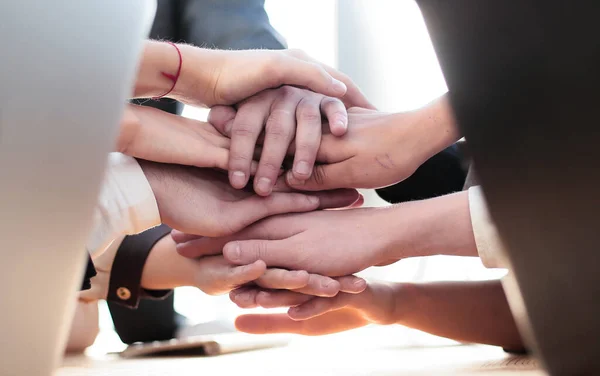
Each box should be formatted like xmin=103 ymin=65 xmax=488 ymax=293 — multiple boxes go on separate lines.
xmin=407 ymin=94 xmax=461 ymax=164
xmin=393 ymin=280 xmax=524 ymax=350
xmin=132 ymin=41 xmax=215 ymax=104
xmin=383 ymin=190 xmax=478 ymax=260
xmin=65 ymin=300 xmax=99 ymax=353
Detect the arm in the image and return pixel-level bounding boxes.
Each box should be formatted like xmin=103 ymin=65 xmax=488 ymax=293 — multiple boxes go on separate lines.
xmin=64 ymin=300 xmax=99 ymax=353
xmin=175 ymin=190 xmax=478 ymax=276
xmin=396 ymin=280 xmax=524 ymax=350
xmin=131 ymin=41 xmax=367 ymax=108
xmin=234 ymin=280 xmax=525 ymax=351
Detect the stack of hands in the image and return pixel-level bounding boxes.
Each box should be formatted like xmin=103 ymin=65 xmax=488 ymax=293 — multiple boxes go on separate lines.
xmin=84 ymin=40 xmax=475 ymax=339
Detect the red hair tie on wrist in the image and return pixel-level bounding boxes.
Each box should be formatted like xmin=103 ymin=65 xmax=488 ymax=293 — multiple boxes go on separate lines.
xmin=151 ymin=41 xmax=182 ymax=100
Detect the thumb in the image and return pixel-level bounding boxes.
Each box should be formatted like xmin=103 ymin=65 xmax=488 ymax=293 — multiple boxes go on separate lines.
xmin=207 ymin=105 xmax=237 ymax=136
xmin=285 ymin=163 xmax=354 ymax=191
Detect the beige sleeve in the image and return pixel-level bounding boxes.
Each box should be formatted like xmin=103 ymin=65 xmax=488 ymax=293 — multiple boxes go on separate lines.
xmin=85 ymin=153 xmax=161 ymax=258
xmin=468 ymin=186 xmax=508 ymax=269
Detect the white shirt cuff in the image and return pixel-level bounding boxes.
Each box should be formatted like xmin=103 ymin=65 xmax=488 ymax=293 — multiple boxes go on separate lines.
xmin=86 ymin=153 xmax=160 ymax=258
xmin=468 ymin=186 xmax=508 ymax=269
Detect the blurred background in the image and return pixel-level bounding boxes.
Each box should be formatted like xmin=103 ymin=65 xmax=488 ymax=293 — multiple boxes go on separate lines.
xmin=98 ymin=0 xmax=505 ymax=347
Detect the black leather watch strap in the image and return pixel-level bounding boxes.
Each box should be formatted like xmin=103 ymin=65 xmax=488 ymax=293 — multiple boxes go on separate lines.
xmin=107 ymin=224 xmax=173 ymax=308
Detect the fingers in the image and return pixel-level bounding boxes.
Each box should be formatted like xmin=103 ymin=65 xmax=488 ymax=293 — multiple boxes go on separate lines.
xmin=223 ymin=238 xmax=292 ymax=268
xmin=255 ymin=269 xmax=310 ymax=290
xmin=290 ymin=96 xmax=324 ymax=181
xmin=275 ymin=52 xmax=348 ymax=99
xmin=284 ymin=50 xmax=375 ymax=110
xmin=170 ymin=230 xmax=201 ymax=244
xmin=207 ymin=105 xmax=237 ymax=136
xmin=272 ymin=178 xmax=360 ymax=209
xmin=320 ymin=97 xmax=348 ymax=136
xmin=288 ymin=293 xmax=354 ymax=321
xmin=235 ymin=309 xmax=367 ymax=336
xmin=254 ymin=89 xmax=302 ymax=196
xmin=254 ymin=290 xmax=313 ymax=308
xmin=292 ymin=274 xmax=340 ymax=297
xmin=219 ymin=260 xmax=267 ymax=291
xmin=235 ymin=313 xmax=300 ymax=334
xmin=244 ymin=276 xmax=363 ymax=309
xmin=227 ymin=95 xmax=272 ymax=189
xmin=228 ymin=287 xmax=260 ymax=309
xmin=174 ymin=216 xmax=294 ymax=259
xmin=336 ymin=275 xmax=367 ymax=294
xmin=286 ymin=162 xmax=355 ymax=191
xmin=175 ymin=235 xmax=229 ymax=259
xmin=226 ymin=193 xmax=319 ymax=234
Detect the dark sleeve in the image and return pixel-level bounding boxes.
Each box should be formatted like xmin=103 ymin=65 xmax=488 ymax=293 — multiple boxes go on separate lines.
xmin=180 ymin=0 xmax=287 ymax=50
xmin=107 ymin=225 xmax=173 ymax=308
xmin=107 ymin=225 xmax=186 ymax=344
xmin=81 ymin=254 xmax=97 ymax=291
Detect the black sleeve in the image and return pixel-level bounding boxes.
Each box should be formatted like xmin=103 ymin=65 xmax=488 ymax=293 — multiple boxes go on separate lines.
xmin=107 ymin=225 xmax=184 ymax=344
xmin=81 ymin=254 xmax=97 ymax=291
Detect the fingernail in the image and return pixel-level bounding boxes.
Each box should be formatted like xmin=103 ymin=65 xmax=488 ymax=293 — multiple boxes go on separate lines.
xmin=354 ymin=279 xmax=366 ymax=287
xmin=335 ymin=118 xmax=347 ymax=130
xmin=322 ymin=279 xmax=334 ymax=288
xmin=235 ymin=292 xmax=251 ymax=304
xmin=294 ymin=161 xmax=311 ymax=176
xmin=307 ymin=196 xmax=319 ymax=205
xmin=331 ymin=79 xmax=347 ymax=95
xmin=225 ymin=120 xmax=233 ymax=135
xmin=227 ymin=243 xmax=241 ymax=261
xmin=256 ymin=177 xmax=272 ymax=195
xmin=286 ymin=171 xmax=304 ymax=186
xmin=230 ymin=171 xmax=246 ymax=188
xmin=288 ymin=306 xmax=301 ymax=314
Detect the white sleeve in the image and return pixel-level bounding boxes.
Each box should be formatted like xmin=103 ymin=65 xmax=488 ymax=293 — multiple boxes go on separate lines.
xmin=468 ymin=186 xmax=508 ymax=269
xmin=86 ymin=153 xmax=160 ymax=258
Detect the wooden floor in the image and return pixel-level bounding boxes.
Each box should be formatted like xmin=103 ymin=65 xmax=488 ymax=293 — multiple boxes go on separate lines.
xmin=58 ymin=328 xmax=546 ymax=376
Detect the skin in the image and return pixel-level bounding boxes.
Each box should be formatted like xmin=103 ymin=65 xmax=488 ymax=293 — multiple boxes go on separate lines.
xmin=208 ymin=95 xmax=460 ymax=192
xmin=133 ymin=41 xmax=373 ymax=109
xmin=123 ymin=41 xmax=374 ymax=195
xmin=208 ymin=87 xmax=353 ymax=196
xmin=173 ymin=191 xmax=477 ymax=277
xmin=138 ymin=162 xmax=361 ymax=237
xmin=74 ymin=235 xmax=367 ymax=353
xmin=234 ymin=280 xmax=525 ymax=351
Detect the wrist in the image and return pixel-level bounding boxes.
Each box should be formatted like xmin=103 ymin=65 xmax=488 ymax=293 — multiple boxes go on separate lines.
xmin=407 ymin=94 xmax=461 ymax=165
xmin=390 ymin=282 xmax=420 ymax=325
xmin=133 ymin=41 xmax=184 ymax=100
xmin=172 ymin=45 xmax=223 ymax=106
xmin=381 ymin=191 xmax=477 ymax=261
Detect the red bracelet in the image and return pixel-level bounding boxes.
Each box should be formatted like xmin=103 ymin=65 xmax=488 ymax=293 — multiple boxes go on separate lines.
xmin=151 ymin=41 xmax=182 ymax=100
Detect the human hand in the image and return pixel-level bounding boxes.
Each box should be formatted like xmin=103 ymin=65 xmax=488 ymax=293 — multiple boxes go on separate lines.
xmin=207 ymin=86 xmax=351 ymax=196
xmin=80 ymin=235 xmax=366 ymax=302
xmin=135 ymin=41 xmax=373 ymax=109
xmin=173 ymin=206 xmax=397 ymax=276
xmin=139 ymin=162 xmax=360 ymax=236
xmin=234 ymin=282 xmax=401 ymax=336
xmin=284 ymin=96 xmax=459 ymax=191
xmin=141 ymin=236 xmax=366 ymax=298
xmin=117 ymin=104 xmax=251 ymax=171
